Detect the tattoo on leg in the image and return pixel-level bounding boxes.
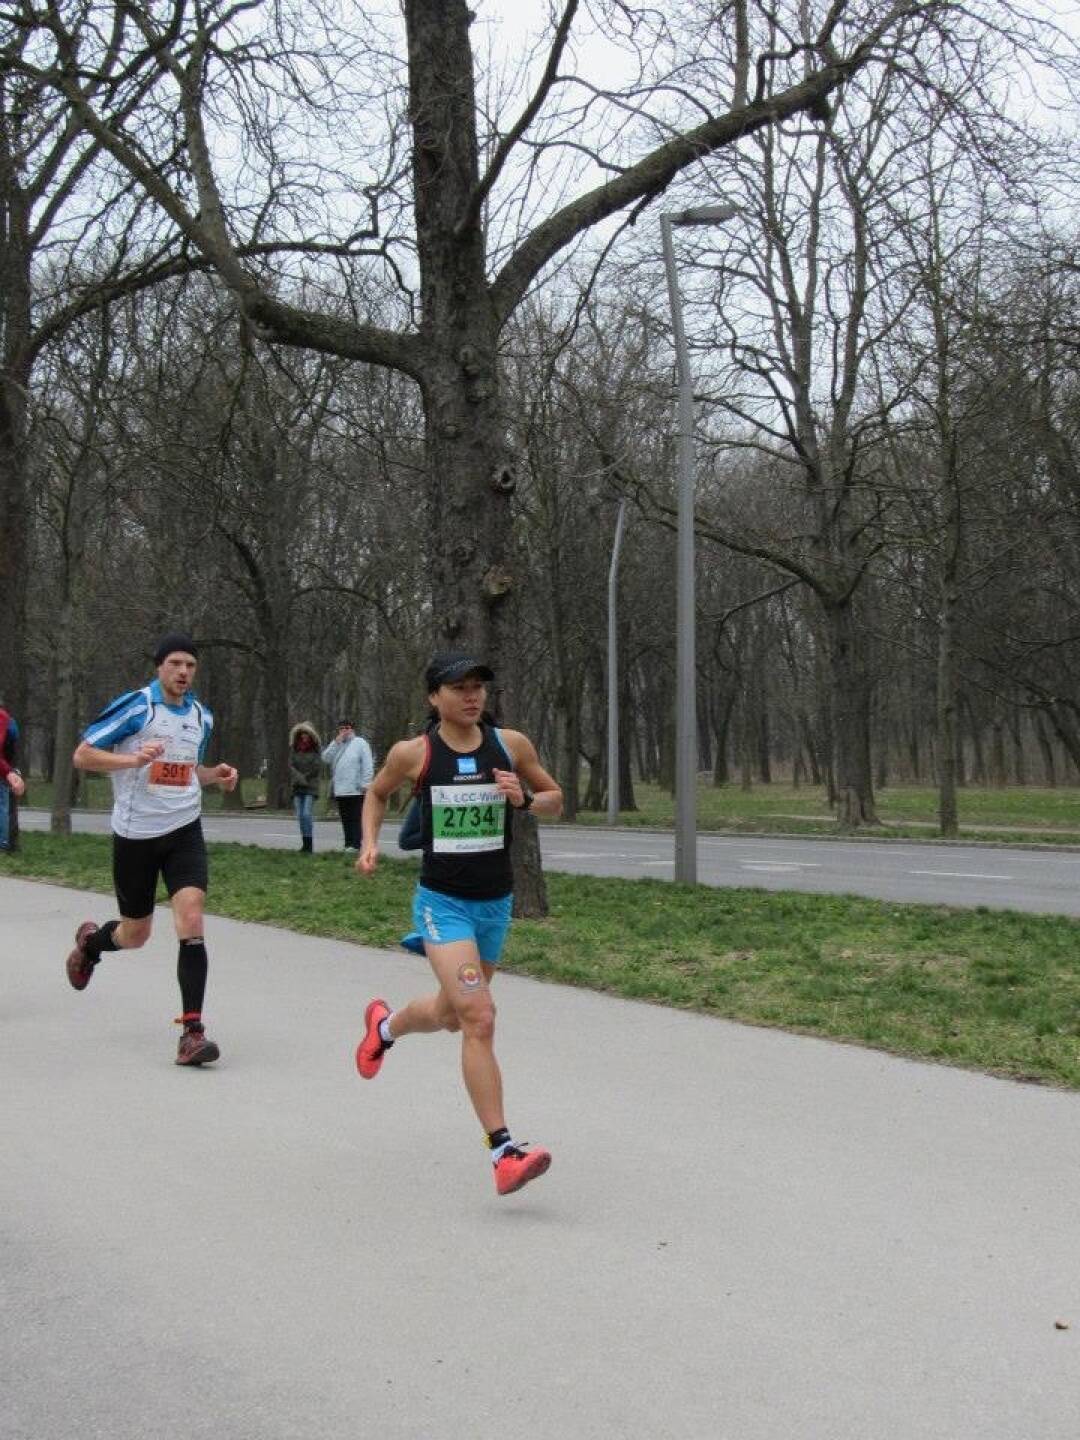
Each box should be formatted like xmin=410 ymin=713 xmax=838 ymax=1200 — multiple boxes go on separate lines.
xmin=457 ymin=961 xmax=483 ymax=991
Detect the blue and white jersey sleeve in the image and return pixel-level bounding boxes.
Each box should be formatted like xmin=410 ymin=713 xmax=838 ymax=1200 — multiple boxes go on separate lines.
xmin=198 ymin=706 xmax=214 ymax=763
xmin=82 ymin=690 xmax=153 ymax=750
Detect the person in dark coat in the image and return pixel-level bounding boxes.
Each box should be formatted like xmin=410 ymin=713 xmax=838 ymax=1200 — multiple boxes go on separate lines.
xmin=289 ymin=721 xmax=322 ymax=854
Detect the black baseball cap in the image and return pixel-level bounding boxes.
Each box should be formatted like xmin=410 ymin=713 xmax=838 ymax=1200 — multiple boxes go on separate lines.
xmin=425 ymin=652 xmax=495 ymax=691
xmin=153 ymin=632 xmax=198 ymax=665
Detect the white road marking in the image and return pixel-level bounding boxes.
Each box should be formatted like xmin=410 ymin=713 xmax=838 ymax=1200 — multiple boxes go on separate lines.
xmin=740 ymin=862 xmax=822 ymax=872
xmin=546 ymin=851 xmax=631 ymax=860
xmin=909 ymin=870 xmax=1015 ymax=881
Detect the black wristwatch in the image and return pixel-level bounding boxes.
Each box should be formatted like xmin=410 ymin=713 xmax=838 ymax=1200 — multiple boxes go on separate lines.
xmin=518 ymin=783 xmax=535 ymax=811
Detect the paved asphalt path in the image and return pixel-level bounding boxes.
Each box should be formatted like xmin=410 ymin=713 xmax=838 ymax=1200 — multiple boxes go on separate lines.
xmin=4 ymin=875 xmax=1080 ymax=1440
xmin=20 ymin=808 xmax=1080 ymax=915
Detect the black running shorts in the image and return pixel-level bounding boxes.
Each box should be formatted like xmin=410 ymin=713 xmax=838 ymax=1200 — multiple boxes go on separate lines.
xmin=111 ymin=819 xmax=209 ymax=918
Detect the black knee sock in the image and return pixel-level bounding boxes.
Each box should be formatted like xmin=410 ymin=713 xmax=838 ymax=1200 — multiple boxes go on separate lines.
xmin=85 ymin=920 xmax=122 ymax=963
xmin=177 ymin=937 xmax=209 ymax=1019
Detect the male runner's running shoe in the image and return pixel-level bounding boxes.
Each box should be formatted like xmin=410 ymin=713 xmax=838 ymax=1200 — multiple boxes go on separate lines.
xmin=175 ymin=1023 xmax=221 ymax=1066
xmin=356 ymin=998 xmax=393 ymax=1078
xmin=493 ymin=1145 xmax=552 ymax=1196
xmin=66 ymin=921 xmax=98 ymax=990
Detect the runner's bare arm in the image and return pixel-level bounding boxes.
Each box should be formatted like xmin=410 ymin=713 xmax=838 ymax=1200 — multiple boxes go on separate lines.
xmin=358 ymin=737 xmax=426 ymax=875
xmin=197 ymin=763 xmax=239 ymax=791
xmin=494 ymin=731 xmax=563 ymax=817
xmin=72 ymin=739 xmax=165 ymax=773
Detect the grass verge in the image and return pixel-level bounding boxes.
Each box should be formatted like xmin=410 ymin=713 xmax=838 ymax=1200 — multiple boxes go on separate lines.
xmin=6 ymin=832 xmax=1080 ymax=1089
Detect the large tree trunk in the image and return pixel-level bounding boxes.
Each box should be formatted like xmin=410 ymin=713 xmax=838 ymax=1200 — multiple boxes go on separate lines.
xmin=823 ymin=596 xmax=877 ymax=828
xmin=0 ymin=174 xmax=31 ymax=716
xmin=407 ymin=0 xmax=513 ymax=658
xmin=406 ymin=0 xmax=546 ymax=914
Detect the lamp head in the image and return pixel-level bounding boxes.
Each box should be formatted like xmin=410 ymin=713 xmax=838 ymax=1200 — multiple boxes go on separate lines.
xmin=670 ymin=202 xmax=740 ymax=226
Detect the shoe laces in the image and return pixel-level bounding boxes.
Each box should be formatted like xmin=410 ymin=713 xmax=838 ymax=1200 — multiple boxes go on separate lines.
xmin=497 ymin=1144 xmax=529 ymax=1164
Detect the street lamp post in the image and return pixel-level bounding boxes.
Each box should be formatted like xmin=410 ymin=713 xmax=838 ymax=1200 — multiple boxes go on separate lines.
xmin=661 ymin=203 xmax=738 ymax=885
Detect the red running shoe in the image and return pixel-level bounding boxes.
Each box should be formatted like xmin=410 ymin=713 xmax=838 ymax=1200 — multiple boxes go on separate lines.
xmin=356 ymin=998 xmax=393 ymax=1079
xmin=66 ymin=921 xmax=98 ymax=991
xmin=493 ymin=1145 xmax=552 ymax=1196
xmin=175 ymin=1023 xmax=220 ymax=1067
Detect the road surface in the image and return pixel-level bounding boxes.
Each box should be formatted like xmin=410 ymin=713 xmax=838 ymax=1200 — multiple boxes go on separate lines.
xmin=4 ymin=875 xmax=1079 ymax=1440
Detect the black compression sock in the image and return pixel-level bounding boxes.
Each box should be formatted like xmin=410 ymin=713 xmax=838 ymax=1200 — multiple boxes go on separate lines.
xmin=85 ymin=920 xmax=121 ymax=962
xmin=178 ymin=937 xmax=209 ymax=1016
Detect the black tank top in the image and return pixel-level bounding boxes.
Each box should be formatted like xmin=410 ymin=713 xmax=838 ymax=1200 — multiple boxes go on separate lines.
xmin=419 ymin=725 xmax=513 ymax=899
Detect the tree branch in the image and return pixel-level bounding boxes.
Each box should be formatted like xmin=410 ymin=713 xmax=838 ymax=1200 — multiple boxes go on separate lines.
xmin=490 ymin=6 xmax=936 ymax=324
xmin=456 ymin=0 xmax=580 ymax=238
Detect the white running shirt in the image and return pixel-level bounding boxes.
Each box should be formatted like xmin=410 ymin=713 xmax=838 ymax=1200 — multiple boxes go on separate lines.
xmin=82 ymin=680 xmax=213 ymax=839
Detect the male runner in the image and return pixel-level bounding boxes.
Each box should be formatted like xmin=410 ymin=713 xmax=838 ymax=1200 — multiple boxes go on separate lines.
xmin=355 ymin=652 xmax=563 ymax=1195
xmin=66 ymin=633 xmax=238 ymax=1065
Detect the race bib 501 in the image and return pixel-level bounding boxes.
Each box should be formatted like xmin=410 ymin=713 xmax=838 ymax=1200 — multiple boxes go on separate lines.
xmin=147 ymin=746 xmax=197 ymax=793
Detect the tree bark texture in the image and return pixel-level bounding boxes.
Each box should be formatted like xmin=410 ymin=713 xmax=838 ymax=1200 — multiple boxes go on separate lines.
xmin=406 ymin=0 xmax=514 ymax=661
xmin=0 ymin=158 xmax=31 ymax=716
xmin=824 ymin=597 xmax=878 ymax=828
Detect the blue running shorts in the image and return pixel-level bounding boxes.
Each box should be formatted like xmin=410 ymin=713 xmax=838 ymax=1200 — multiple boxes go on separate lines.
xmin=411 ymin=884 xmax=513 ymax=964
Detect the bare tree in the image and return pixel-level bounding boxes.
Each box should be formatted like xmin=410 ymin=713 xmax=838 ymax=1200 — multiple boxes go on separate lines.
xmin=5 ymin=0 xmax=955 ymax=658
